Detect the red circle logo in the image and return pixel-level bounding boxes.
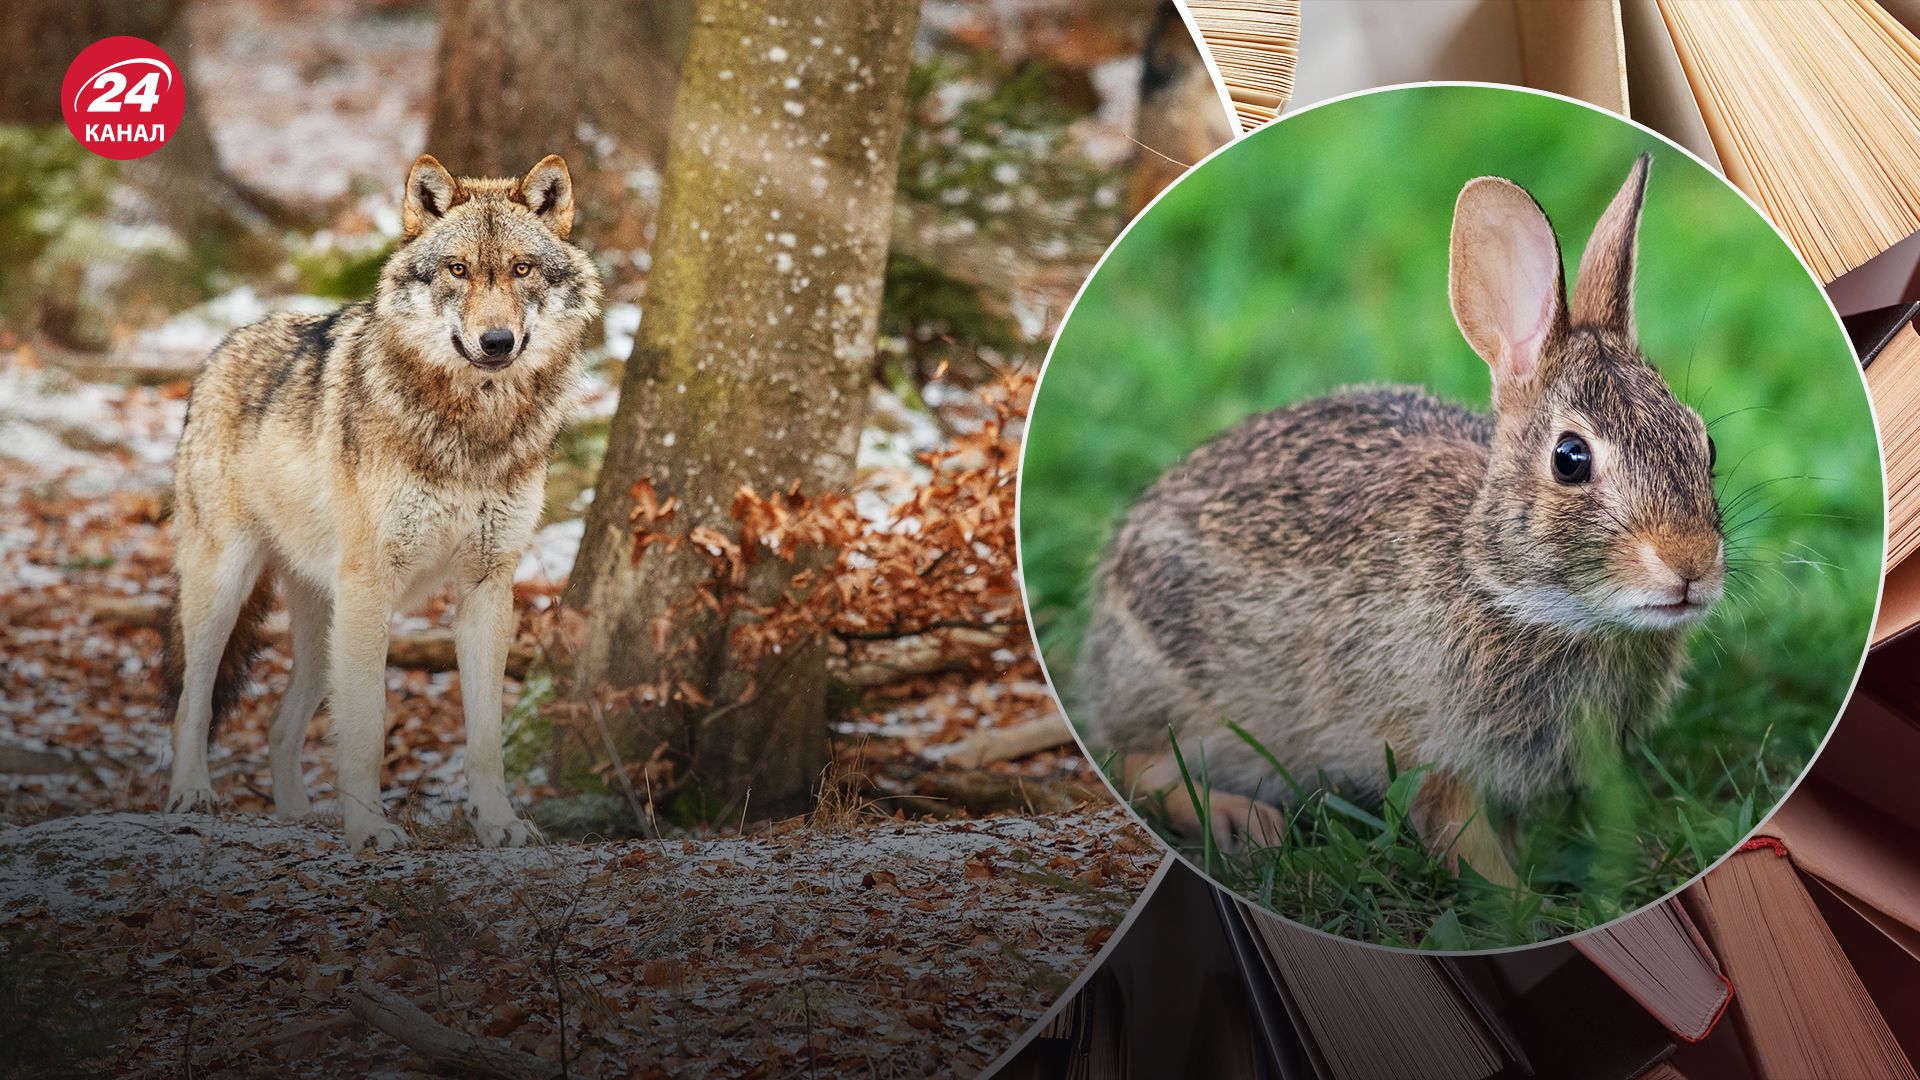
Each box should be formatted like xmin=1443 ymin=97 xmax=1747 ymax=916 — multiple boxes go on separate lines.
xmin=60 ymin=37 xmax=184 ymax=161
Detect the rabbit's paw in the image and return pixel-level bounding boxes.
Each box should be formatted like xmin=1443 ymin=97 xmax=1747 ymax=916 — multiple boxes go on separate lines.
xmin=1167 ymin=792 xmax=1287 ymax=853
xmin=1438 ymin=834 xmax=1519 ymax=887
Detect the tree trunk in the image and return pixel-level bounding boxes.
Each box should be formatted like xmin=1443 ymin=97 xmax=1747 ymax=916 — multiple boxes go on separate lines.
xmin=0 ymin=0 xmax=179 ymax=124
xmin=0 ymin=0 xmax=247 ymax=232
xmin=426 ymin=0 xmax=691 ymax=176
xmin=564 ymin=0 xmax=920 ymax=821
xmin=0 ymin=0 xmax=276 ymax=346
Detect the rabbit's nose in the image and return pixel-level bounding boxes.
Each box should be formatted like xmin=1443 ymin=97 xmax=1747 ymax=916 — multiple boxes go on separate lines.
xmin=1670 ymin=539 xmax=1724 ymax=583
xmin=1644 ymin=528 xmax=1724 ymax=584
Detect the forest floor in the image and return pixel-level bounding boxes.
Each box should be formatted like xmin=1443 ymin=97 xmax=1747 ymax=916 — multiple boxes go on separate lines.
xmin=0 ymin=0 xmax=1162 ymax=1072
xmin=1 ymin=808 xmax=1158 ymax=1077
xmin=0 ymin=321 xmax=1135 ymax=1080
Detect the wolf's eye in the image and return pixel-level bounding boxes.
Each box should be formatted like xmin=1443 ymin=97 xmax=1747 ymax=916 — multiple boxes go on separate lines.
xmin=448 ymin=262 xmax=467 ymax=278
xmin=1552 ymin=434 xmax=1593 ymax=484
xmin=513 ymin=261 xmax=533 ymax=278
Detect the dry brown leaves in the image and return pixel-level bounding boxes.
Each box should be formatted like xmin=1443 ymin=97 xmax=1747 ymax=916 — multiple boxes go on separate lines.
xmin=615 ymin=372 xmax=1036 ymax=716
xmin=1 ymin=807 xmax=1158 ymax=1077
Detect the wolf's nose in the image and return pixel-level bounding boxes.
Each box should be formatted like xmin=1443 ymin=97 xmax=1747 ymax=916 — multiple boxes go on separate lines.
xmin=479 ymin=330 xmax=516 ymax=357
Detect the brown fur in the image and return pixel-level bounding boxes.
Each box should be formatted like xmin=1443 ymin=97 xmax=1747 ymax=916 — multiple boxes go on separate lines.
xmin=160 ymin=568 xmax=276 ymax=731
xmin=1080 ymin=156 xmax=1723 ymax=884
xmin=163 ymin=155 xmax=603 ymax=850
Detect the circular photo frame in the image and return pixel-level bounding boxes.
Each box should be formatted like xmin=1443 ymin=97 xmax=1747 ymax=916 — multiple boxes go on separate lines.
xmin=1017 ymin=83 xmax=1884 ymax=950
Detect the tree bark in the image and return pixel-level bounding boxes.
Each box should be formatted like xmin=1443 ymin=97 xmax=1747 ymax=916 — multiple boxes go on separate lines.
xmin=426 ymin=0 xmax=691 ymax=177
xmin=0 ymin=0 xmax=179 ymax=124
xmin=565 ymin=0 xmax=921 ymax=820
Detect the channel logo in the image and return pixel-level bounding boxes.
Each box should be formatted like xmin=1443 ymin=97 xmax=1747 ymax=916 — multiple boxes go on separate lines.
xmin=60 ymin=36 xmax=185 ymax=161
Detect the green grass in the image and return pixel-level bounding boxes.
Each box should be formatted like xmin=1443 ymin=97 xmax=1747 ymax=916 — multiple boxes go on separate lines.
xmin=1020 ymin=87 xmax=1883 ymax=948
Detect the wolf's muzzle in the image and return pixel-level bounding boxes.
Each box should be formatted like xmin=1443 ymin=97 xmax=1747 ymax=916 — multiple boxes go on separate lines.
xmin=453 ymin=331 xmax=514 ymax=372
xmin=480 ymin=329 xmax=516 ymax=357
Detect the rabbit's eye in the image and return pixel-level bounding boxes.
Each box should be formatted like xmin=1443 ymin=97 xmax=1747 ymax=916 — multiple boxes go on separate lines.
xmin=1552 ymin=434 xmax=1592 ymax=484
xmin=1707 ymin=436 xmax=1717 ymax=470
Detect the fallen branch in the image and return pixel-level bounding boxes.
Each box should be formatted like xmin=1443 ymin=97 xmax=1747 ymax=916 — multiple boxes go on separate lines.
xmin=0 ymin=741 xmax=75 ymax=774
xmin=350 ymin=975 xmax=559 ymax=1080
xmin=84 ymin=593 xmax=168 ymax=628
xmin=943 ymin=717 xmax=1075 ymax=769
xmin=82 ymin=596 xmax=540 ymax=679
xmin=385 ymin=628 xmax=539 ymax=680
xmin=836 ymin=627 xmax=1008 ymax=687
xmin=41 ymin=349 xmax=198 ymax=387
xmin=897 ymin=771 xmax=1110 ymax=817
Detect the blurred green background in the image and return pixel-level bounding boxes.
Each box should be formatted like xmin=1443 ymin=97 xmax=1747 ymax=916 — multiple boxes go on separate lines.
xmin=1020 ymin=85 xmax=1884 ymax=946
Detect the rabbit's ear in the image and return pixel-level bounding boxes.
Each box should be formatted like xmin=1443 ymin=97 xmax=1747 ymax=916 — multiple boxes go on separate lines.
xmin=1571 ymin=154 xmax=1650 ymax=333
xmin=1450 ymin=176 xmax=1567 ymax=405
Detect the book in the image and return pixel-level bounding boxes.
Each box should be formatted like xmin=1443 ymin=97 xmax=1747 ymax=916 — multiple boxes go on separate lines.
xmin=1655 ymin=0 xmax=1920 ymax=282
xmin=1732 ymin=666 xmax=1920 ymax=1069
xmin=1264 ymin=0 xmax=1623 ymax=120
xmin=1238 ymin=906 xmax=1516 ymax=1080
xmin=1227 ymin=896 xmax=1723 ymax=1080
xmin=1184 ymin=1 xmax=1301 ymax=130
xmin=1682 ymin=840 xmax=1918 ymax=1079
xmin=1486 ymin=941 xmax=1691 ymax=1080
xmin=995 ymin=859 xmax=1273 ymax=1080
xmin=1005 ymin=860 xmax=1706 ymax=1080
xmin=1861 ymin=311 xmax=1920 ymax=640
xmin=1569 ymin=902 xmax=1731 ymax=1042
xmin=1767 ymin=687 xmax=1920 ymax=962
xmin=1190 ymin=1 xmax=1920 ymax=288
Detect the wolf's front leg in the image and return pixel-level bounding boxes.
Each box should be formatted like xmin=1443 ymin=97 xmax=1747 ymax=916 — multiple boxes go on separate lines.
xmin=331 ymin=561 xmax=408 ymax=851
xmin=454 ymin=569 xmax=542 ymax=847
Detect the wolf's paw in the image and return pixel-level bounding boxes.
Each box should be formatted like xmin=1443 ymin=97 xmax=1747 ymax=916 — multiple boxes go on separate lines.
xmin=165 ymin=786 xmax=218 ymax=815
xmin=345 ymin=816 xmax=411 ymax=853
xmin=472 ymin=814 xmax=545 ymax=849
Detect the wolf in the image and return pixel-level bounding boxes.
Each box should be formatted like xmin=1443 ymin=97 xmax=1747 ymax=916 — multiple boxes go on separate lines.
xmin=162 ymin=154 xmax=603 ymax=850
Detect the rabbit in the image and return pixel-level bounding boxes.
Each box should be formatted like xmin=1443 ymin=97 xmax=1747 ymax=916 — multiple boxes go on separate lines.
xmin=1075 ymin=155 xmax=1724 ymax=886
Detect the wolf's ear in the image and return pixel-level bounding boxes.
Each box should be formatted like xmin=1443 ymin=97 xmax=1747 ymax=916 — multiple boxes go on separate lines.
xmin=1450 ymin=176 xmax=1567 ymax=407
xmin=402 ymin=155 xmax=464 ymax=239
xmin=1570 ymin=153 xmax=1650 ymax=334
xmin=518 ymin=155 xmax=575 ymax=239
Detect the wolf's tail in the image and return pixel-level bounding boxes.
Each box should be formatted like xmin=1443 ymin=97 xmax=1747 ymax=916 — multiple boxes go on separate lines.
xmin=160 ymin=569 xmax=277 ymax=735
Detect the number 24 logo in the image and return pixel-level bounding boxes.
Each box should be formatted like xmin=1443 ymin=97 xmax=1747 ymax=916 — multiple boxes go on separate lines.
xmin=76 ymin=59 xmax=171 ymax=113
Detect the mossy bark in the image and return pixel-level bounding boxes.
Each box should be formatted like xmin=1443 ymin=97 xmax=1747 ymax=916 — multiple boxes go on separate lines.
xmin=426 ymin=0 xmax=692 ymax=176
xmin=564 ymin=0 xmax=920 ymax=820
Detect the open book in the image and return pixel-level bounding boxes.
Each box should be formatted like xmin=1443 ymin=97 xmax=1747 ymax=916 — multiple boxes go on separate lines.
xmin=1189 ymin=0 xmax=1920 ymax=301
xmin=1236 ymin=907 xmax=1521 ymax=1080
